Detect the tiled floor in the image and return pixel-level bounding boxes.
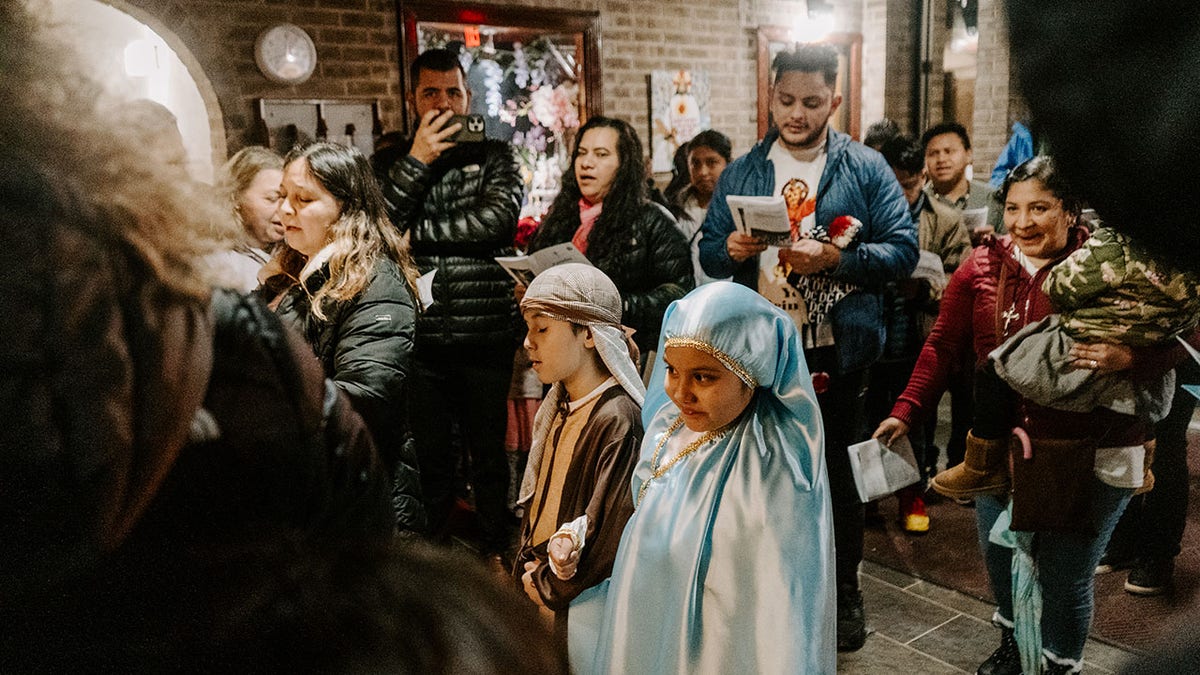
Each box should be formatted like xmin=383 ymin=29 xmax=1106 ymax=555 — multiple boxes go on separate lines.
xmin=838 ymin=560 xmax=1139 ymax=674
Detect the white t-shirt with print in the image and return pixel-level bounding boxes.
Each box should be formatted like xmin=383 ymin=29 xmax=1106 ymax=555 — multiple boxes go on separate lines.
xmin=759 ymin=141 xmax=827 ymax=340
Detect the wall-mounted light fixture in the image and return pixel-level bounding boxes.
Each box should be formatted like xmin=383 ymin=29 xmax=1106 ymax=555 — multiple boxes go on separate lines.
xmin=792 ymin=0 xmax=835 ymax=44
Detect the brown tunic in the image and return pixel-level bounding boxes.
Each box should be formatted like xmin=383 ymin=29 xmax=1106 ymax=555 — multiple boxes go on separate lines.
xmin=513 ymin=386 xmax=642 ymax=622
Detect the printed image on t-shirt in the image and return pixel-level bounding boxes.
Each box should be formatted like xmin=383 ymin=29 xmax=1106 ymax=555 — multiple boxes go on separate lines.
xmin=758 ymin=145 xmax=825 ymax=332
xmin=782 ymin=177 xmax=817 ymax=240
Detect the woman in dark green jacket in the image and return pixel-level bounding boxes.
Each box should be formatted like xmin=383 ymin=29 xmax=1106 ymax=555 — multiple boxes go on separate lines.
xmin=270 ymin=142 xmax=426 ymax=533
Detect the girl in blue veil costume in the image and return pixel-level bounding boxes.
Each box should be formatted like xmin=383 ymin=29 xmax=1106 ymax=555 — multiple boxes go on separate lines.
xmin=581 ymin=281 xmax=836 ymax=674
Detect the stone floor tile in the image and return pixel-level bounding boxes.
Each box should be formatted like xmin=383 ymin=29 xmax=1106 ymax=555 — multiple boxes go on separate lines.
xmin=860 ymin=574 xmax=959 ymax=644
xmin=861 ymin=559 xmax=920 ymax=590
xmin=907 ymin=614 xmax=1001 ymax=672
xmin=902 ymin=578 xmax=998 ymax=623
xmin=1083 ymin=638 xmax=1137 ymax=674
xmin=837 ymin=631 xmax=967 ymax=674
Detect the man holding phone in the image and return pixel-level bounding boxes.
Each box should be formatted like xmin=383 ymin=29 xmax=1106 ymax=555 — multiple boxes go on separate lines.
xmin=379 ymin=48 xmax=523 ymax=565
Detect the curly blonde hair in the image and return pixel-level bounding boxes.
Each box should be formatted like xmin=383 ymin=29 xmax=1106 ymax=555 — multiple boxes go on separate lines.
xmin=276 ymin=142 xmax=419 ymax=320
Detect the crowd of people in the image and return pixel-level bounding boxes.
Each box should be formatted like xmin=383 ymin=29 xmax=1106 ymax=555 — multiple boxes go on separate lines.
xmin=4 ymin=0 xmax=1199 ymax=671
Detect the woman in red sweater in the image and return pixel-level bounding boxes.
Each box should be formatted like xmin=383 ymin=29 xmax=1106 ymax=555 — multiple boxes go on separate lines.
xmin=874 ymin=157 xmax=1146 ymax=675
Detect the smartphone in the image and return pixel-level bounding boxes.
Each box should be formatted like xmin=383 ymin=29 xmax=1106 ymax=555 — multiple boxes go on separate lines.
xmin=448 ymin=114 xmax=485 ymax=143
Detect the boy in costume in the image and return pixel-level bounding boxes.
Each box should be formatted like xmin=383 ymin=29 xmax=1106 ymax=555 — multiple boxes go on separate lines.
xmin=511 ymin=263 xmax=645 ymax=647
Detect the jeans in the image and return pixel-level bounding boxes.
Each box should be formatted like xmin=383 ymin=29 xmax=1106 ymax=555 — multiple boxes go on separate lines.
xmin=809 ymin=346 xmax=870 ymax=589
xmin=1106 ymin=360 xmax=1199 ymax=561
xmin=976 ymin=478 xmax=1133 ymax=662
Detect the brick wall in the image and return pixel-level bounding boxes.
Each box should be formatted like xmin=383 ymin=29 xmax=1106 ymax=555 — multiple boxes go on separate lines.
xmin=122 ymin=0 xmax=405 ymax=152
xmin=117 ymin=0 xmax=1010 ymax=168
xmin=120 ymin=0 xmax=875 ymax=160
xmin=970 ymin=0 xmax=1013 ymax=176
xmin=878 ymin=0 xmax=919 ymax=136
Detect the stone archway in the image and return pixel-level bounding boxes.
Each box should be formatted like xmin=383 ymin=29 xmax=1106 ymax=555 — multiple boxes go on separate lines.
xmin=102 ymin=0 xmax=227 ymax=176
xmin=48 ymin=0 xmax=228 ymax=180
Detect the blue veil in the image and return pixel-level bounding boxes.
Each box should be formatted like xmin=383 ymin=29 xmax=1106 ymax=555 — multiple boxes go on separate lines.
xmin=579 ymin=282 xmax=836 ymax=674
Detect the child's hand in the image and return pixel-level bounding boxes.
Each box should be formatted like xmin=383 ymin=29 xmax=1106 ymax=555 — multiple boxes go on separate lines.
xmin=548 ymin=533 xmax=580 ymax=580
xmin=521 ymin=561 xmax=545 ymax=607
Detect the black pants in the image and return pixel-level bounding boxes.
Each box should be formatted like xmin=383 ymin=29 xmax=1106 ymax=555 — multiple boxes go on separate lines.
xmin=972 ymin=361 xmax=1015 ymax=441
xmin=925 ymin=366 xmax=975 ymax=468
xmin=946 ymin=368 xmax=975 ymax=466
xmin=410 ymin=343 xmax=514 ymax=554
xmin=808 ymin=346 xmax=870 ymax=590
xmin=1107 ymin=360 xmax=1199 ymax=561
xmin=865 ymin=356 xmax=929 ymax=480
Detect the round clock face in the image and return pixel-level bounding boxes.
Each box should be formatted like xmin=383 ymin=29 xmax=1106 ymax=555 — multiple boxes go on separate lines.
xmin=255 ymin=23 xmax=317 ymax=85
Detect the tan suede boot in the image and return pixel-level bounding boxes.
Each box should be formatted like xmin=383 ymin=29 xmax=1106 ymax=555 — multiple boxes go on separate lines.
xmin=930 ymin=431 xmax=1011 ymax=499
xmin=1133 ymin=438 xmax=1156 ymax=496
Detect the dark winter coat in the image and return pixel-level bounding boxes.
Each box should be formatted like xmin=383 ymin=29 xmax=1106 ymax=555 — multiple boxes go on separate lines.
xmin=1 ymin=211 xmax=396 ymax=605
xmin=529 ymin=201 xmax=693 ymax=354
xmin=379 ymin=139 xmax=523 ymax=348
xmin=276 ymin=258 xmax=426 ymax=533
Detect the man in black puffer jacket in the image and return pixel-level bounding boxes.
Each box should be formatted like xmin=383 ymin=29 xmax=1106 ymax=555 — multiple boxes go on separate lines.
xmin=379 ymin=48 xmax=524 ymax=557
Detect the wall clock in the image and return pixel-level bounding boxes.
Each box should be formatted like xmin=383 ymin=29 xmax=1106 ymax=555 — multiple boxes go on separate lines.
xmin=255 ymin=23 xmax=317 ymax=85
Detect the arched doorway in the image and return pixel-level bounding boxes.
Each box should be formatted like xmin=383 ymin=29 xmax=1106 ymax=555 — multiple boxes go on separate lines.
xmin=43 ymin=0 xmax=226 ymax=182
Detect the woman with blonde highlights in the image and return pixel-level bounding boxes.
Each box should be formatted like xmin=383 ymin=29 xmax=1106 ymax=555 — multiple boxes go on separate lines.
xmin=209 ymin=145 xmax=285 ymax=290
xmin=271 ymin=141 xmax=426 ymax=532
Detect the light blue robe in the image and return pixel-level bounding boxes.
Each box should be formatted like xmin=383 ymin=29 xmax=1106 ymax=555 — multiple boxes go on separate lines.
xmin=573 ymin=282 xmax=837 ymax=674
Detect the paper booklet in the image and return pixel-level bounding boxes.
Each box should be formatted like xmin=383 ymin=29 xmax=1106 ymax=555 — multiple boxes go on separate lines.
xmin=495 ymin=241 xmax=591 ymax=286
xmin=962 ymin=207 xmax=989 ymax=232
xmin=846 ymin=436 xmax=921 ymax=503
xmin=415 ymin=269 xmax=436 ymax=311
xmin=727 ymin=194 xmax=792 ymax=246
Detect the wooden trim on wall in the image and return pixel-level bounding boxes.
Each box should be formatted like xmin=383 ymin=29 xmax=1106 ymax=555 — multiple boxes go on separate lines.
xmin=395 ymin=0 xmax=602 ymax=136
xmin=756 ymin=27 xmax=863 ymax=141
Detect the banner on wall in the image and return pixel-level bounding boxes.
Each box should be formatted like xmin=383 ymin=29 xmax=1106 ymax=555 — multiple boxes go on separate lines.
xmin=649 ymin=69 xmax=711 ymax=173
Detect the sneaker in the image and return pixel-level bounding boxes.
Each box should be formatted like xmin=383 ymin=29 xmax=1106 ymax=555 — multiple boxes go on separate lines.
xmin=899 ymin=491 xmax=930 ymax=534
xmin=1125 ymin=558 xmax=1174 ymax=596
xmin=1094 ymin=550 xmax=1136 ymax=575
xmin=836 ymin=585 xmax=867 ymax=652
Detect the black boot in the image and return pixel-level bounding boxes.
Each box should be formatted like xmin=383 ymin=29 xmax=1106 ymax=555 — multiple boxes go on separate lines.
xmin=836 ymin=584 xmax=866 ymax=652
xmin=976 ymin=626 xmax=1020 ymax=675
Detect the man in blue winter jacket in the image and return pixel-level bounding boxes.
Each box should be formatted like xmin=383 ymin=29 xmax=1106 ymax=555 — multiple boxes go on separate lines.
xmin=699 ymin=42 xmax=917 ymax=653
